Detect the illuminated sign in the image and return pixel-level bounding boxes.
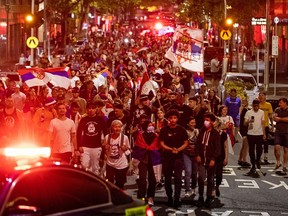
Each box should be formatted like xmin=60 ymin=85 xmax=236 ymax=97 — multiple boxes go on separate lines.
xmin=272 ymin=16 xmax=288 ymax=25
xmin=251 ymin=17 xmax=266 ymax=25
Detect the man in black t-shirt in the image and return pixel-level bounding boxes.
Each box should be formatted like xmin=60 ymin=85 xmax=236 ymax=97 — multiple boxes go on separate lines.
xmin=77 ymin=102 xmax=108 ymax=175
xmin=159 ymin=109 xmax=188 ymax=208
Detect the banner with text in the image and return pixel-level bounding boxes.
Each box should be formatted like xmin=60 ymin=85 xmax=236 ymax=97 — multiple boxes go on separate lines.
xmin=165 ymin=26 xmax=204 ymax=72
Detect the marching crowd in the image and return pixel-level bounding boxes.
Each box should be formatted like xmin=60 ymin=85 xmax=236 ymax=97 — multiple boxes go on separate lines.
xmin=0 ymin=26 xmax=288 ymax=209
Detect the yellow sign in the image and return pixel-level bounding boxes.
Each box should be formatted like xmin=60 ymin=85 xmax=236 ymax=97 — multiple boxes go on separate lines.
xmin=220 ymin=30 xmax=232 ymax=40
xmin=26 ymin=36 xmax=39 ymax=48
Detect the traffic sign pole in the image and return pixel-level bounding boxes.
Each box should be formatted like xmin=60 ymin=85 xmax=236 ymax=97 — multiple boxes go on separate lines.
xmin=30 ymin=0 xmax=35 ymax=67
xmin=273 ymin=17 xmax=278 ymax=96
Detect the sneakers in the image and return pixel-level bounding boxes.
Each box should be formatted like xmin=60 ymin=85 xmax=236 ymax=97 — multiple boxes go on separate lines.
xmin=260 ymin=158 xmax=274 ymax=165
xmin=204 ymin=196 xmax=214 ymax=207
xmin=283 ymin=167 xmax=287 ymax=173
xmin=174 ymin=198 xmax=181 ymax=208
xmin=184 ymin=191 xmax=192 ymax=198
xmin=274 ymin=163 xmax=282 ymax=170
xmin=156 ymin=182 xmax=163 ymax=188
xmin=244 ymin=168 xmax=260 ymax=178
xmin=243 ymin=168 xmax=255 ymax=176
xmin=241 ymin=161 xmax=251 ymax=167
xmin=191 ymin=188 xmax=196 ymax=195
xmin=147 ymin=197 xmax=154 ymax=206
xmin=196 ymin=196 xmax=205 ymax=207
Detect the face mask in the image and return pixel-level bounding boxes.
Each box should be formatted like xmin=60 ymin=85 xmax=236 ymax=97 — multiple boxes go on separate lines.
xmin=204 ymin=120 xmax=210 ymax=128
xmin=147 ymin=126 xmax=155 ymax=133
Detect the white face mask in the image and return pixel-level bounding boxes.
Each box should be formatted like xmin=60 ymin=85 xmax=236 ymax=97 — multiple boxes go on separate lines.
xmin=147 ymin=126 xmax=155 ymax=133
xmin=204 ymin=120 xmax=211 ymax=128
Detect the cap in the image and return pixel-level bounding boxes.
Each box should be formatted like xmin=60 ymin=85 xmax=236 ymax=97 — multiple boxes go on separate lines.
xmin=44 ymin=97 xmax=56 ymax=107
xmin=72 ymin=87 xmax=80 ymax=93
xmin=252 ymin=99 xmax=260 ymax=105
xmin=140 ymin=94 xmax=149 ymax=101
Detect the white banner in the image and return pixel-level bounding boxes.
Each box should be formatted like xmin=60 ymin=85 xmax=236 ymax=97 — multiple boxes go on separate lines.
xmin=165 ymin=26 xmax=204 ymax=72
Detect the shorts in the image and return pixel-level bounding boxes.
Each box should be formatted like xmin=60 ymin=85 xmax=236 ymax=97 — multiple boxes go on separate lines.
xmin=274 ymin=133 xmax=288 ymax=148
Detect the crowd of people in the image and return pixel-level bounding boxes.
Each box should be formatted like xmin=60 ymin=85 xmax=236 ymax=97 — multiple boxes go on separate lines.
xmin=0 ymin=25 xmax=287 ymax=209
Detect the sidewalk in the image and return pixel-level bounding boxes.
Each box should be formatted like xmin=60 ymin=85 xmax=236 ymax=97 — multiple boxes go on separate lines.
xmin=229 ymin=59 xmax=288 ymax=97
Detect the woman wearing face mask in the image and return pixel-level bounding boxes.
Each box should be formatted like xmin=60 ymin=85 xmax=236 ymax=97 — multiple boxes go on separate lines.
xmin=132 ymin=120 xmax=161 ymax=206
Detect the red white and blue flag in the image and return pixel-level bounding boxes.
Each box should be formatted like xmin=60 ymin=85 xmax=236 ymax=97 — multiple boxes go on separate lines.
xmin=18 ymin=67 xmax=71 ymax=89
xmin=165 ymin=26 xmax=204 ymax=72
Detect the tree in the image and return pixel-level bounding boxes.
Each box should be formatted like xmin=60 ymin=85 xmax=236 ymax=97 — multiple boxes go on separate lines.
xmin=176 ymin=0 xmax=265 ymax=28
xmin=46 ymin=0 xmax=80 ymax=47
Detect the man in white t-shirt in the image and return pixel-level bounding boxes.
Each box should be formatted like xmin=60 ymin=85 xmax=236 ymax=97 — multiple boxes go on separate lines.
xmin=12 ymin=85 xmax=26 ymax=111
xmin=49 ymin=103 xmax=77 ymax=163
xmin=243 ymin=99 xmax=266 ymax=178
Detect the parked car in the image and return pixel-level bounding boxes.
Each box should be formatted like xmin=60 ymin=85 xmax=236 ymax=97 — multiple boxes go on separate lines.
xmin=218 ymin=72 xmax=260 ymax=105
xmin=0 ymin=146 xmax=153 ymax=216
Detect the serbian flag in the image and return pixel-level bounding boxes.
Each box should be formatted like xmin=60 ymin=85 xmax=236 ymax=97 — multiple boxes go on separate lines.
xmin=100 ymin=68 xmax=112 ymax=78
xmin=18 ymin=67 xmax=71 ymax=89
xmin=18 ymin=68 xmax=49 ymax=87
xmin=45 ymin=67 xmax=71 ymax=89
xmin=100 ymin=67 xmax=115 ymax=89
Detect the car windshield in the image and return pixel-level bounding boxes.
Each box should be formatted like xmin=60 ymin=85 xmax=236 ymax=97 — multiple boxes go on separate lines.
xmin=226 ymin=75 xmax=256 ymax=90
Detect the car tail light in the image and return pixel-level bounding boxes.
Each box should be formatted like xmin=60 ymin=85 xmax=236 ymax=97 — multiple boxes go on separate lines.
xmin=146 ymin=206 xmax=154 ymax=216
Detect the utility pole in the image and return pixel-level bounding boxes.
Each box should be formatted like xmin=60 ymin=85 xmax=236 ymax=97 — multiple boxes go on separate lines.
xmin=5 ymin=0 xmax=10 ymax=60
xmin=30 ymin=0 xmax=35 ymax=66
xmin=264 ymin=0 xmax=270 ymax=91
xmin=222 ymin=0 xmax=228 ymax=76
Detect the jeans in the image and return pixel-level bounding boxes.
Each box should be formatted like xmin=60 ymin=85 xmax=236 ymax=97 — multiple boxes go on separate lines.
xmin=162 ymin=156 xmax=184 ymax=199
xmin=247 ymin=135 xmax=263 ymax=168
xmin=183 ymin=154 xmax=198 ymax=192
xmin=215 ymin=159 xmax=224 ymax=186
xmin=198 ymin=163 xmax=215 ymax=197
xmin=81 ymin=147 xmax=102 ymax=175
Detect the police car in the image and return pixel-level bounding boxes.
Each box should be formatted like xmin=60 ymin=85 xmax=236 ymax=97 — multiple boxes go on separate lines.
xmin=0 ymin=145 xmax=153 ymax=216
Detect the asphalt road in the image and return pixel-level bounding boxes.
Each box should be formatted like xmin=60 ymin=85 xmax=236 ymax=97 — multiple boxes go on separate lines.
xmin=124 ymin=143 xmax=288 ymax=216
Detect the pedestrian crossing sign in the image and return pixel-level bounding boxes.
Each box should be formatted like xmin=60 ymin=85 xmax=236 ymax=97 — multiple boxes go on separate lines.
xmin=220 ymin=30 xmax=232 ymax=40
xmin=26 ymin=36 xmax=39 ymax=49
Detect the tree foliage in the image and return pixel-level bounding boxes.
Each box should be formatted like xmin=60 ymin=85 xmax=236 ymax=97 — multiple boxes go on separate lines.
xmin=177 ymin=0 xmax=266 ymax=27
